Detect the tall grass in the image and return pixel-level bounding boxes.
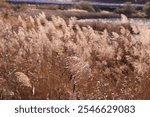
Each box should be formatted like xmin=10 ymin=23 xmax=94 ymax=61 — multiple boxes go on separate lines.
xmin=0 ymin=11 xmax=150 ymax=99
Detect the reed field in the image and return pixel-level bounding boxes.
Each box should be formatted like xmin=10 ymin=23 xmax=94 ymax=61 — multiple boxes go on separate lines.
xmin=0 ymin=10 xmax=150 ymax=100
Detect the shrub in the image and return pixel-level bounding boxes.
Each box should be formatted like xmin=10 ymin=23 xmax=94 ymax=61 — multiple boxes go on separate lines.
xmin=143 ymin=2 xmax=150 ymax=16
xmin=115 ymin=2 xmax=136 ymax=15
xmin=11 ymin=4 xmax=22 ymax=11
xmin=72 ymin=1 xmax=95 ymax=12
xmin=36 ymin=5 xmax=59 ymax=10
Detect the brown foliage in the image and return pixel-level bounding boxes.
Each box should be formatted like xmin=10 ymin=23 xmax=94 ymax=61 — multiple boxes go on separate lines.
xmin=0 ymin=12 xmax=150 ymax=100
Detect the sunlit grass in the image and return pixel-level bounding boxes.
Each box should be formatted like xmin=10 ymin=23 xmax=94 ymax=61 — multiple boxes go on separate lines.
xmin=0 ymin=11 xmax=150 ymax=99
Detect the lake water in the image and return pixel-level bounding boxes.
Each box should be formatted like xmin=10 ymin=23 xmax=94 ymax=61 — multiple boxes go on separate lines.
xmin=79 ymin=18 xmax=150 ymax=26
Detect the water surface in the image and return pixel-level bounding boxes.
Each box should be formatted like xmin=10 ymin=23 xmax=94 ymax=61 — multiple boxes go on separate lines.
xmin=79 ymin=18 xmax=150 ymax=26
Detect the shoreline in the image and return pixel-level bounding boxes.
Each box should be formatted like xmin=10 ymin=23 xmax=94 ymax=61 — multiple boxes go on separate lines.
xmin=13 ymin=8 xmax=148 ymax=20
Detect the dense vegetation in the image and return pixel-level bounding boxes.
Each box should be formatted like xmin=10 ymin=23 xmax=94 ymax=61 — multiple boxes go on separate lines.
xmin=0 ymin=9 xmax=150 ymax=99
xmin=0 ymin=0 xmax=150 ymax=100
xmin=114 ymin=2 xmax=136 ymax=15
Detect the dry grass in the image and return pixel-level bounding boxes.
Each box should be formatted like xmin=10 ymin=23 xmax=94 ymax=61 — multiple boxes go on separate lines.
xmin=0 ymin=11 xmax=150 ymax=100
xmin=0 ymin=1 xmax=11 ymax=9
